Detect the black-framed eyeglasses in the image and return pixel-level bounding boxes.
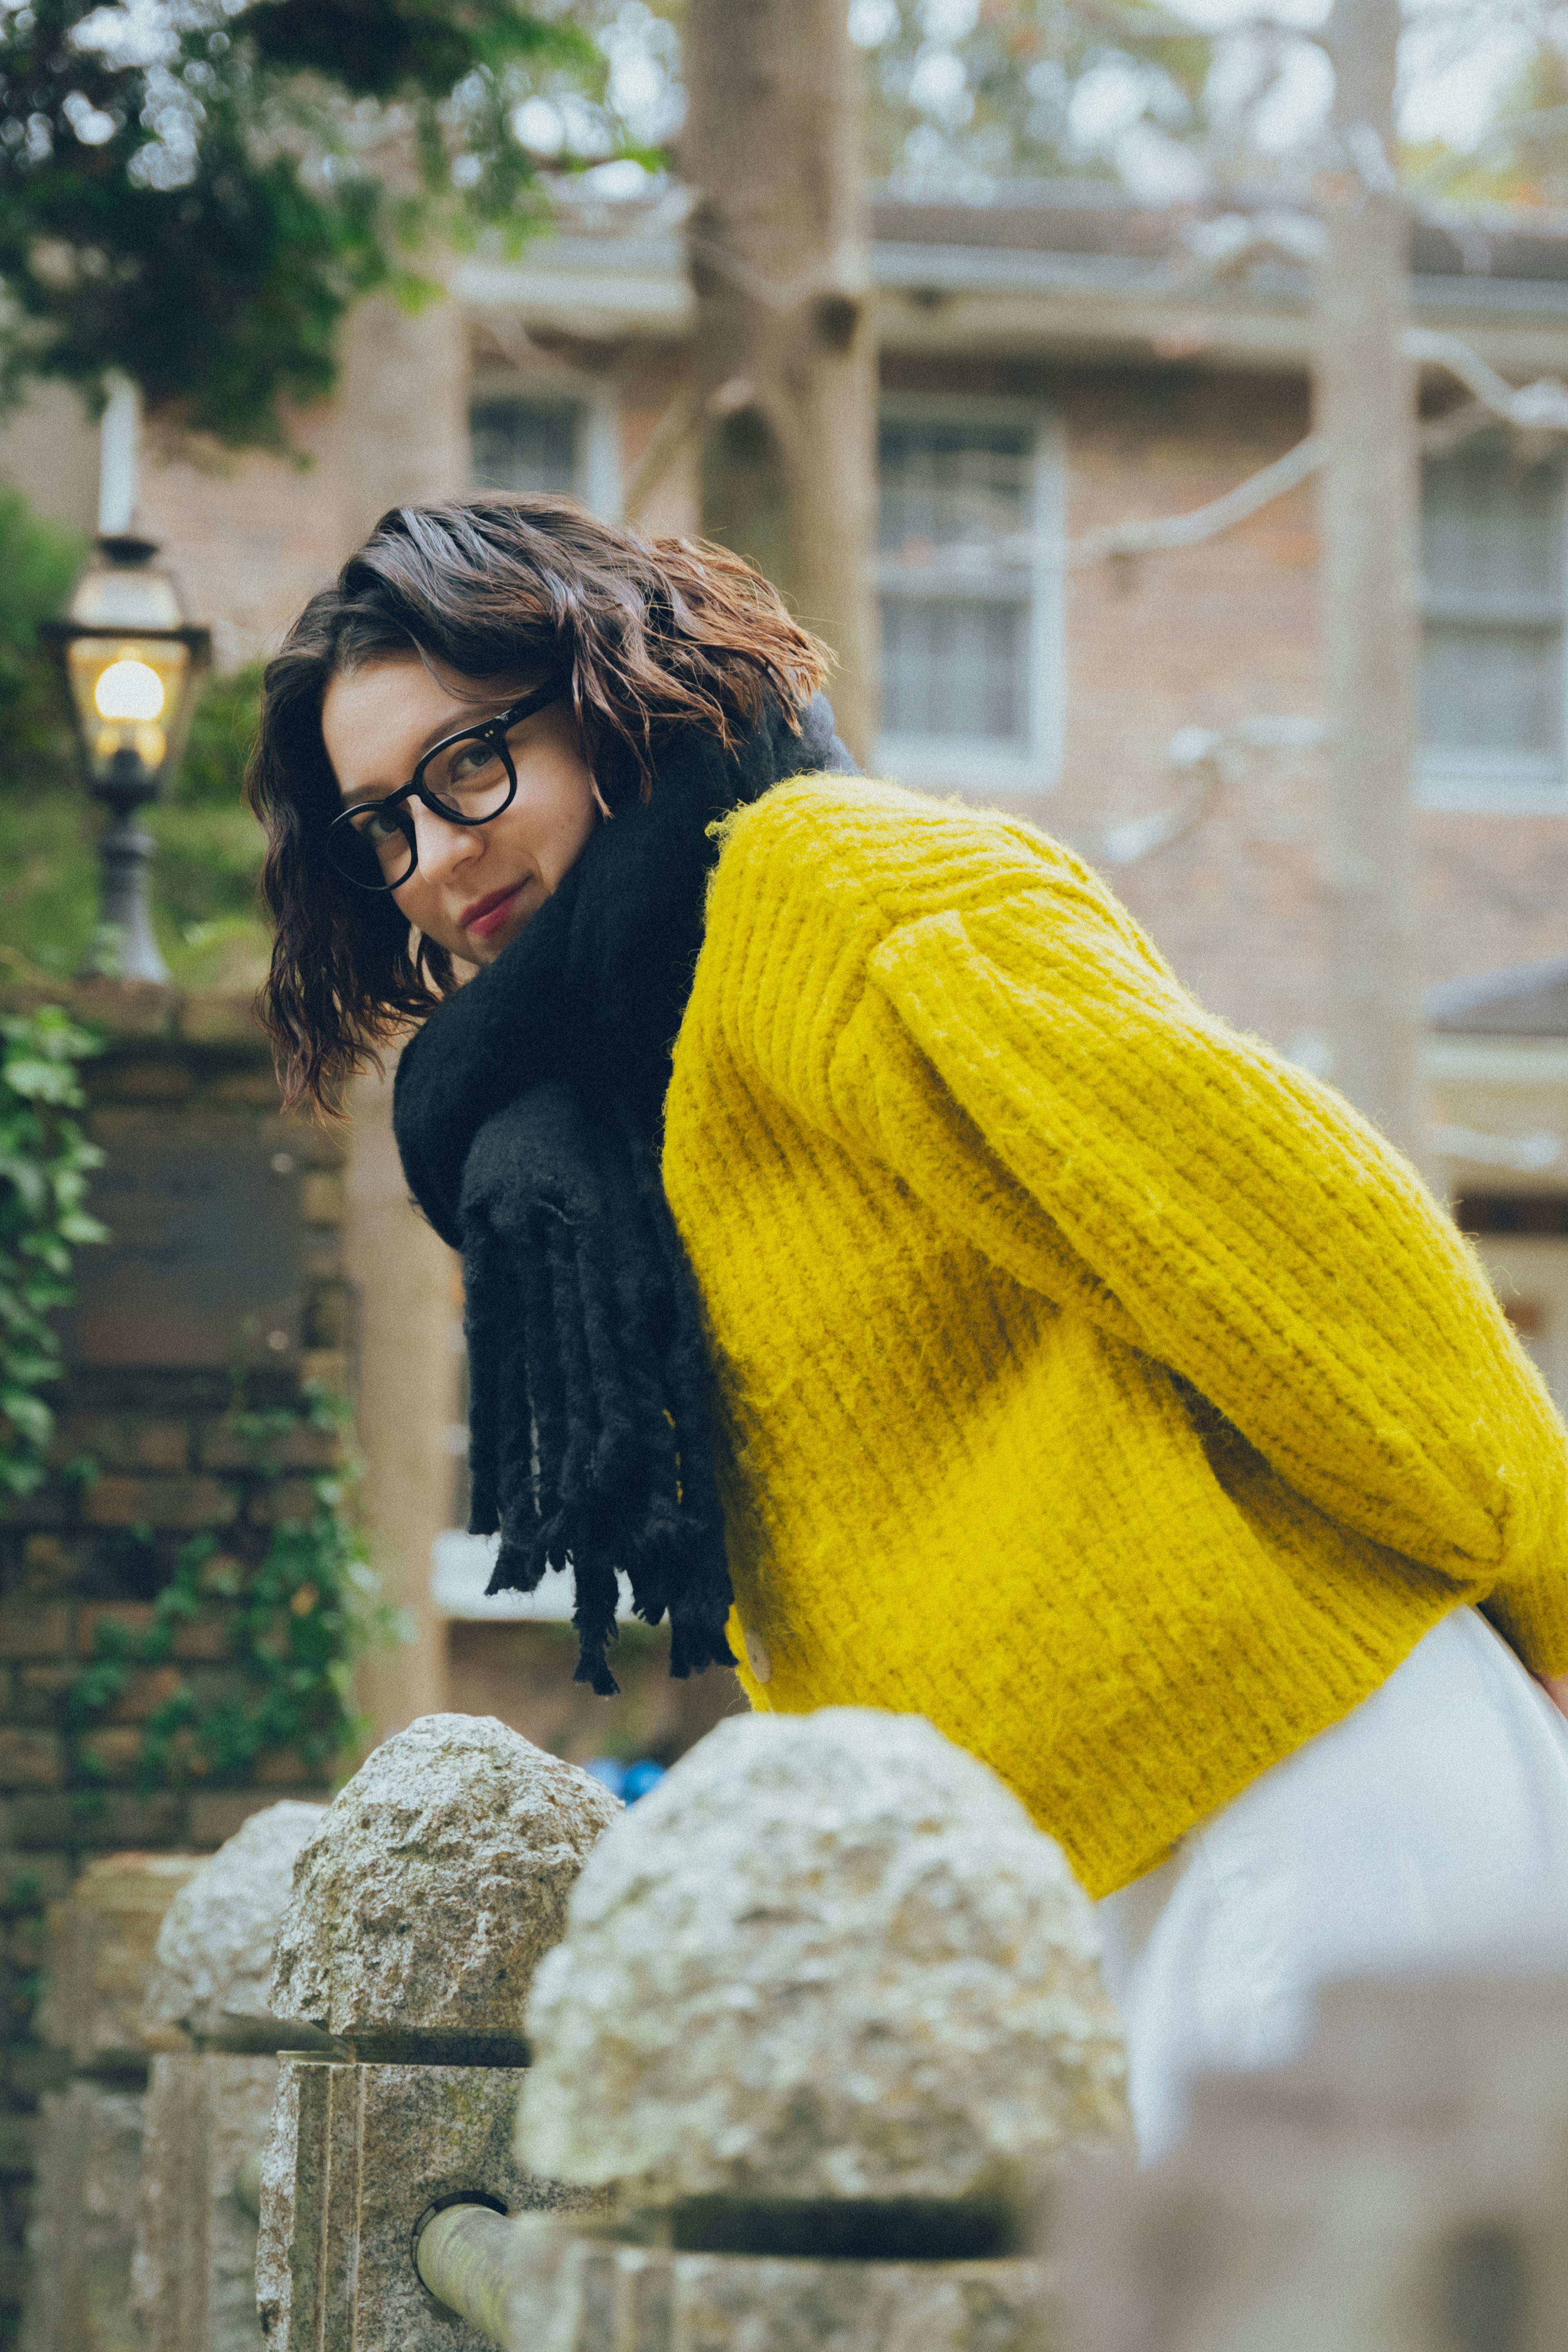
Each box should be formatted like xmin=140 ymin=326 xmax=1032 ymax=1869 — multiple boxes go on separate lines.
xmin=325 ymin=680 xmax=566 ymax=892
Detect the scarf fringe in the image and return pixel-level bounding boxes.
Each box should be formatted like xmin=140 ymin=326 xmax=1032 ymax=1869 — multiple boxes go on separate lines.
xmin=463 ymin=1090 xmax=734 ymax=1699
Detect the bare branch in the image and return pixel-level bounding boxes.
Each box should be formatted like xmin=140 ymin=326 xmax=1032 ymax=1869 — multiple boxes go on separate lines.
xmin=685 ymin=231 xmax=868 ymax=315
xmin=622 ymin=375 xmax=754 ymax=524
xmin=1101 ymin=713 xmax=1323 ymax=868
xmin=888 ymin=329 xmax=1568 ymax=601
xmin=1056 ymin=332 xmax=1568 ymax=576
xmin=1067 ymin=432 xmax=1325 ymax=564
xmin=1408 ymin=327 xmax=1568 ymax=434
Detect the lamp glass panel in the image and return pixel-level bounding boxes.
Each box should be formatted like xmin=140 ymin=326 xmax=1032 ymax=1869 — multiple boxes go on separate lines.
xmin=65 ymin=636 xmax=192 ymax=780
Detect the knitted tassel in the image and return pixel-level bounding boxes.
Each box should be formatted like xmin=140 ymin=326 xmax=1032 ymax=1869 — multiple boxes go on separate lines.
xmin=460 ymin=1084 xmax=733 ymax=1697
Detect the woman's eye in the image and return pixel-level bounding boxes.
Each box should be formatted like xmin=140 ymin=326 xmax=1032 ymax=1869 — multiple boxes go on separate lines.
xmin=448 ymin=740 xmax=500 ymax=788
xmin=354 ymin=804 xmax=400 ymax=842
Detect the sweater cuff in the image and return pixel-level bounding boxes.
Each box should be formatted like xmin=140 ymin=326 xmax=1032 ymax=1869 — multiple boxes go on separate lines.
xmin=1481 ymin=1572 xmax=1568 ymax=1679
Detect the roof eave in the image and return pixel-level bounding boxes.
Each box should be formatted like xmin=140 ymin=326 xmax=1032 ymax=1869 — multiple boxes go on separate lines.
xmin=453 ymin=237 xmax=1568 ymax=376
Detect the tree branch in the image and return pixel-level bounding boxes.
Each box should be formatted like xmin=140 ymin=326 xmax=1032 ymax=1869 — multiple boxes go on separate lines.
xmin=1067 ymin=431 xmax=1325 ymax=564
xmin=1408 ymin=327 xmax=1568 ymax=434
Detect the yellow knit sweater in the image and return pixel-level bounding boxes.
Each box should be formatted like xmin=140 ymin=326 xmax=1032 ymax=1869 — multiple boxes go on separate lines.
xmin=660 ymin=775 xmax=1568 ymax=1898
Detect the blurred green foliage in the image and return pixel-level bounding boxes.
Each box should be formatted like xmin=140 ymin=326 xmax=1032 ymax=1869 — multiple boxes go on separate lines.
xmin=0 ymin=1001 xmax=105 ymax=1498
xmin=1405 ymin=33 xmax=1568 ymax=209
xmin=852 ymin=0 xmax=1216 ymax=190
xmin=0 ymin=0 xmax=600 ymax=450
xmin=0 ymin=489 xmax=270 ymax=991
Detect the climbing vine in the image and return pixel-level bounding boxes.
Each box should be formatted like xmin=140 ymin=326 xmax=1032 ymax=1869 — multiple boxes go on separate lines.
xmin=0 ymin=1006 xmax=105 ymax=1498
xmin=2 ymin=1003 xmax=398 ymax=1797
xmin=65 ymin=1389 xmax=402 ymax=1801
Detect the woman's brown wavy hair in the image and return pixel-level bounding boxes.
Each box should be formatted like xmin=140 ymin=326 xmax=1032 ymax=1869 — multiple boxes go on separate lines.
xmin=247 ymin=492 xmax=831 ymax=1112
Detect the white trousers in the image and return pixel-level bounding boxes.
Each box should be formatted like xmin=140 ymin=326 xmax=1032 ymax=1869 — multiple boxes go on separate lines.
xmin=1096 ymin=1607 xmax=1568 ymax=2160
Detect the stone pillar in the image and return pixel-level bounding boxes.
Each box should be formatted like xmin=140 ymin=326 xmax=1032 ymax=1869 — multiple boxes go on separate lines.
xmin=421 ymin=1708 xmax=1130 ymax=2352
xmin=133 ymin=1802 xmax=329 ymax=2352
xmin=256 ymin=1715 xmax=619 ymax=2349
xmin=342 ymin=1056 xmax=456 ymax=1746
xmin=1051 ymin=1965 xmax=1568 ymax=2351
xmin=20 ymin=1853 xmax=207 ymax=2352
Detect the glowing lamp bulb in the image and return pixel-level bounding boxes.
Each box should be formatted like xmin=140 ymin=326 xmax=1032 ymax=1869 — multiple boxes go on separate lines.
xmin=94 ymin=658 xmax=165 ymax=723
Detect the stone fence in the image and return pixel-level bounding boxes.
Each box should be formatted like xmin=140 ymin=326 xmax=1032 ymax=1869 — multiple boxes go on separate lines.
xmin=22 ymin=1852 xmax=206 ymax=2352
xmin=32 ymin=1699 xmax=1568 ymax=2352
xmin=252 ymin=1705 xmax=1125 ymax=2352
xmin=1056 ymin=1962 xmax=1568 ymax=2351
xmin=135 ymin=1800 xmax=332 ymax=2352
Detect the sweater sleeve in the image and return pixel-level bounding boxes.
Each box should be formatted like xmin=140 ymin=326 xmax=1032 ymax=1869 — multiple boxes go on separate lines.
xmin=822 ymin=874 xmax=1568 ymax=1672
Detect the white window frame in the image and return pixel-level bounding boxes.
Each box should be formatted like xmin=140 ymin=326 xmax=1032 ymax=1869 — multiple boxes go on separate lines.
xmin=1418 ymin=436 xmax=1568 ymax=815
xmin=468 ymin=366 xmax=622 ymax=519
xmin=873 ymin=392 xmax=1065 ymax=797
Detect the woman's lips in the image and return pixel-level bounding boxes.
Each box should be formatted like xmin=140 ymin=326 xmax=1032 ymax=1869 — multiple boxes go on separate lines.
xmin=463 ymin=882 xmax=526 ymax=940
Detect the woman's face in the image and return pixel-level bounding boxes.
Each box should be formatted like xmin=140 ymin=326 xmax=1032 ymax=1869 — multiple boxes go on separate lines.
xmin=321 ymin=655 xmax=600 ymax=966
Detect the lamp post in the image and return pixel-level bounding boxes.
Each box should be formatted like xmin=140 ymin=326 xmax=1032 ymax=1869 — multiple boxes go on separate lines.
xmin=41 ymin=533 xmax=211 ymax=985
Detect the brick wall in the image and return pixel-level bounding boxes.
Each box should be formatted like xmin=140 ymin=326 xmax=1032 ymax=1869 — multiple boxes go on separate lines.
xmin=1044 ymin=362 xmax=1329 ymax=1052
xmin=0 ymin=985 xmax=343 ymax=2341
xmin=1048 ymin=362 xmax=1568 ymax=1051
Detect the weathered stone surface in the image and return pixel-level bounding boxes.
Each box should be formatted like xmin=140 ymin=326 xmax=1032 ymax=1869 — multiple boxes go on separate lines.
xmin=133 ymin=2053 xmax=279 ymax=2352
xmin=21 ymin=1858 xmax=206 ymax=2352
xmin=1052 ymin=1968 xmax=1568 ymax=2352
xmin=36 ymin=1853 xmax=207 ymax=2073
xmin=256 ymin=2058 xmax=603 ymax=2350
xmin=498 ymin=2227 xmax=1054 ymax=2352
xmin=270 ymin=1714 xmax=621 ymax=2051
xmin=519 ymin=1710 xmax=1130 ymax=2208
xmin=132 ymin=1810 xmax=329 ymax=2349
xmin=19 ymin=2081 xmax=148 ymax=2352
xmin=142 ymin=1802 xmax=326 ymax=2047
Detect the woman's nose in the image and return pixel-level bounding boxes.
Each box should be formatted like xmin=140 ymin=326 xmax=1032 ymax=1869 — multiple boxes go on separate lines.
xmin=411 ymin=805 xmax=483 ymax=883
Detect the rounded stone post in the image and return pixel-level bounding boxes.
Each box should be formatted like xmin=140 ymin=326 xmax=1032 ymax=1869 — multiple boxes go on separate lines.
xmin=256 ymin=1714 xmax=620 ymax=2352
xmin=420 ymin=1708 xmax=1131 ymax=2352
xmin=132 ymin=1802 xmax=328 ymax=2352
xmin=20 ymin=1853 xmax=208 ymax=2352
xmin=1052 ymin=1967 xmax=1568 ymax=2352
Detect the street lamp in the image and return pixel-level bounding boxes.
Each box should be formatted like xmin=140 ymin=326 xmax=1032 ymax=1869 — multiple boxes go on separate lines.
xmin=41 ymin=533 xmax=211 ymax=985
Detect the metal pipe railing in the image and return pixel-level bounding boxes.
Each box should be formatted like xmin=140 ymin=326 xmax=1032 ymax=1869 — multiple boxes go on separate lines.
xmin=415 ymin=2203 xmax=513 ymax=2343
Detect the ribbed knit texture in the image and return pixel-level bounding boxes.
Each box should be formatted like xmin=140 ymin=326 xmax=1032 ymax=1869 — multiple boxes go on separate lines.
xmin=661 ymin=776 xmax=1568 ymax=1899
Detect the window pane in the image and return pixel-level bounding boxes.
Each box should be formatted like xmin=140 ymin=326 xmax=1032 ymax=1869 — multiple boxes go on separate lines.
xmin=470 ymin=399 xmax=577 ymax=495
xmin=1422 ymin=441 xmax=1564 ymax=764
xmin=1423 ymin=620 xmax=1561 ymax=758
xmin=879 ymin=420 xmax=1032 ymax=562
xmin=881 ymin=593 xmax=1023 ymax=740
xmin=879 ymin=418 xmax=1035 ymax=746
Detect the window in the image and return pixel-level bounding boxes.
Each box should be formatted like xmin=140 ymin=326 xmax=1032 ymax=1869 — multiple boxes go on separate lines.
xmin=876 ymin=403 xmax=1061 ymax=790
xmin=471 ymin=397 xmax=579 ymax=495
xmin=468 ymin=386 xmax=621 ymax=516
xmin=1421 ymin=436 xmax=1567 ymax=800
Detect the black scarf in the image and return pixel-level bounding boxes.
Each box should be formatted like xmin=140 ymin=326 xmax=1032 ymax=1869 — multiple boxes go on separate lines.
xmin=392 ymin=693 xmax=854 ymax=1694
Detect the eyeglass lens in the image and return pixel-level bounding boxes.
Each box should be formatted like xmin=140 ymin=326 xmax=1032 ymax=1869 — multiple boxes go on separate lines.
xmin=327 ymin=727 xmax=517 ymax=890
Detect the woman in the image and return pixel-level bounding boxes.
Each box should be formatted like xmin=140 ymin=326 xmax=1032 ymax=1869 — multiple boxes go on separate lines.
xmin=250 ymin=491 xmax=1568 ymax=2153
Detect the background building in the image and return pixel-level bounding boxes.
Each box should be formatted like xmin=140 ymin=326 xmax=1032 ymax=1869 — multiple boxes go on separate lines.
xmin=10 ymin=178 xmax=1568 ymax=1734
